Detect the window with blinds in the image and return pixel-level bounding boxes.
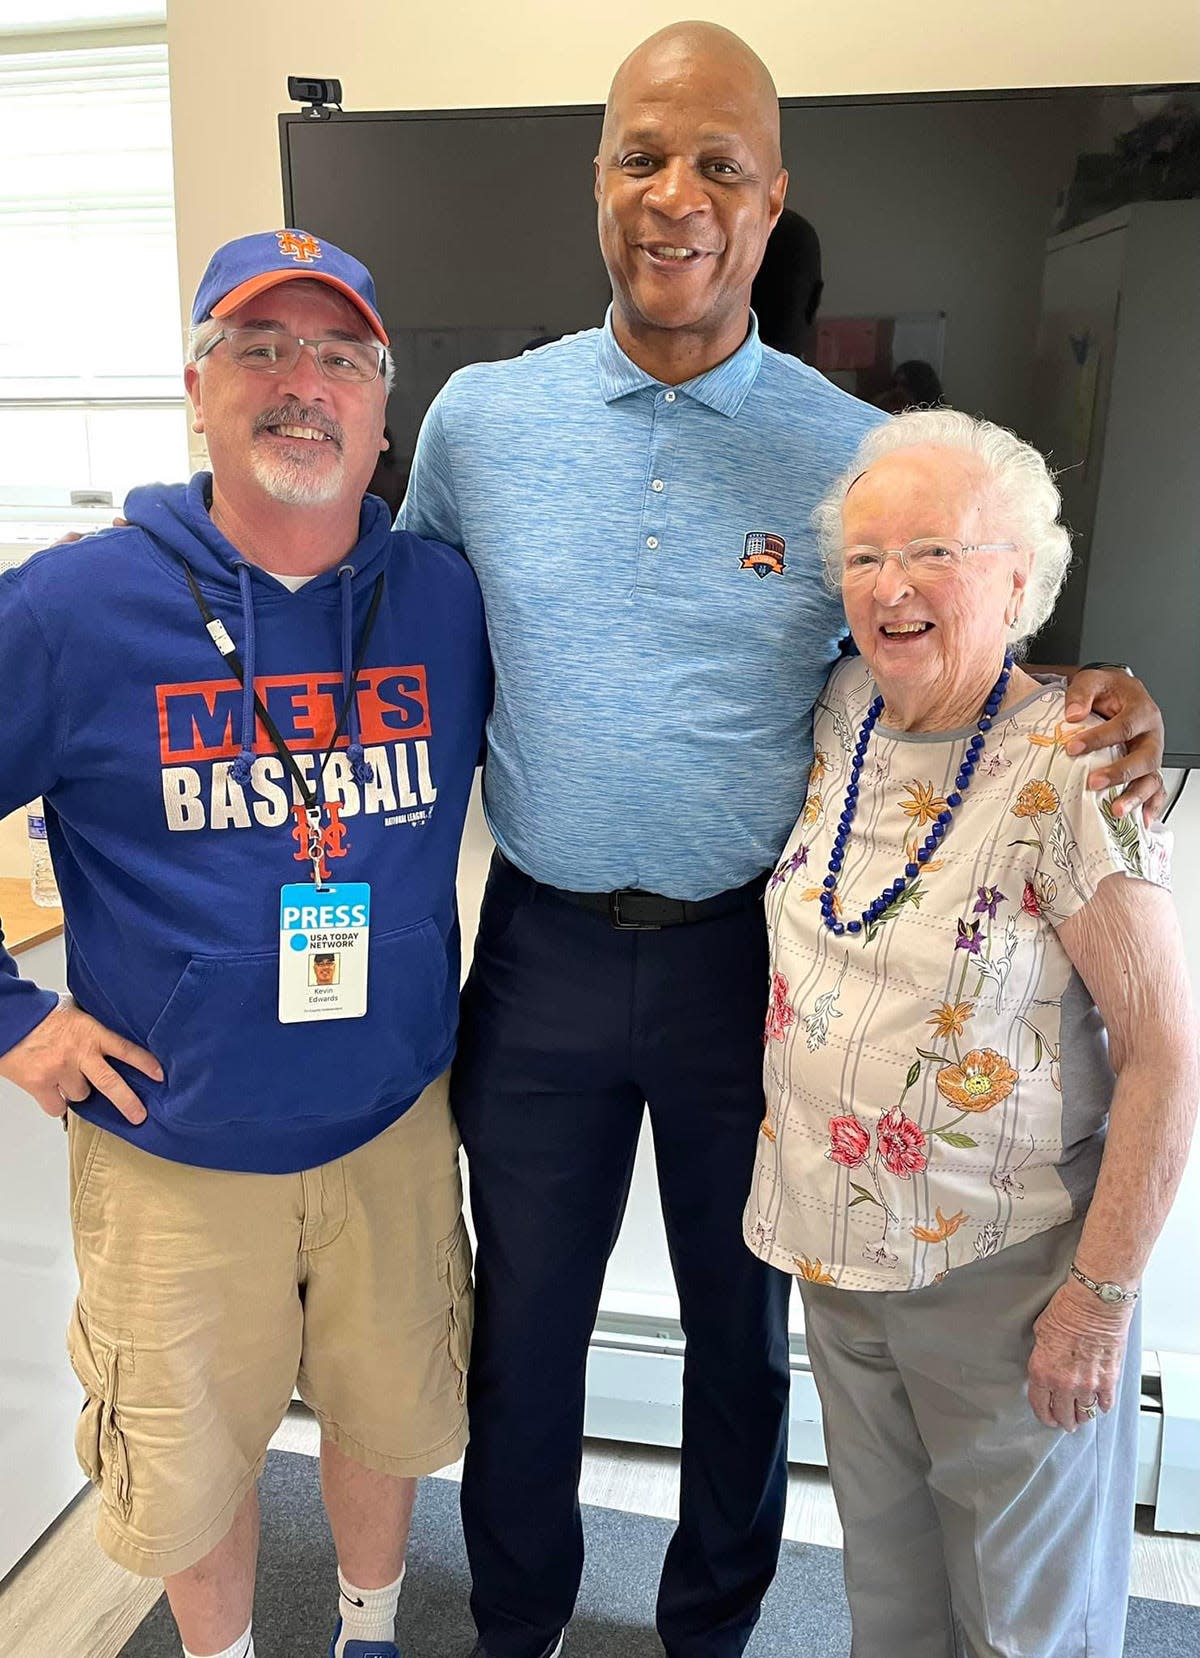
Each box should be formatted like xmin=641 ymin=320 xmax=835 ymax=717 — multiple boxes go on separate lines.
xmin=0 ymin=39 xmax=188 ymax=526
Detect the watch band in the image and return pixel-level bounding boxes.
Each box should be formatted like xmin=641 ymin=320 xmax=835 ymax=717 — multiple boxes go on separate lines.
xmin=1069 ymin=1262 xmax=1140 ymax=1305
xmin=1079 ymin=660 xmax=1135 ymax=677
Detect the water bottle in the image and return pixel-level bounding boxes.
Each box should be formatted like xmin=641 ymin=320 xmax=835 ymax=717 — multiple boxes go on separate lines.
xmin=26 ymin=798 xmax=61 ymax=908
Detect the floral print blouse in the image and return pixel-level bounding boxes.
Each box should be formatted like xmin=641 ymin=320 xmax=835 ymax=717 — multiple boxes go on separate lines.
xmin=743 ymin=659 xmax=1172 ymax=1292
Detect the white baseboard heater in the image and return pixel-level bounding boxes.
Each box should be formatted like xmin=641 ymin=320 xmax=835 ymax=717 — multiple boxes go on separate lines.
xmin=585 ymin=1311 xmax=1200 ymax=1536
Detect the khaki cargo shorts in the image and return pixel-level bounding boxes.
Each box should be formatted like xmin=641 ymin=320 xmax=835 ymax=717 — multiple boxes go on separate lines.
xmin=65 ymin=1072 xmax=471 ymax=1577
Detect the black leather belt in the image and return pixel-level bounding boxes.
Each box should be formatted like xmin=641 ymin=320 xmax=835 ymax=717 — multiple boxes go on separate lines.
xmin=498 ymin=853 xmax=768 ymax=930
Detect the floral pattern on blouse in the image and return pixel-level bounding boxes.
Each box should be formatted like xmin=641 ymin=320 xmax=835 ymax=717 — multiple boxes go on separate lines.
xmin=743 ymin=660 xmax=1173 ymax=1291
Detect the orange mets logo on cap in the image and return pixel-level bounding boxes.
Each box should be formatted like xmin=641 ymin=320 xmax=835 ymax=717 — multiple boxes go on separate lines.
xmin=741 ymin=532 xmax=786 ymax=578
xmin=276 ymin=230 xmax=322 ymax=263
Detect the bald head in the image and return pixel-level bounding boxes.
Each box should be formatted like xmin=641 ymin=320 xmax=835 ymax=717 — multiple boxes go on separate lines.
xmin=594 ymin=20 xmax=788 ymax=378
xmin=602 ymin=21 xmax=782 ymax=172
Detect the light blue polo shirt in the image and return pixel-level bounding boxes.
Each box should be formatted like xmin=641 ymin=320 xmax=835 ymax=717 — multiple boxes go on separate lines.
xmin=400 ymin=312 xmax=884 ymax=900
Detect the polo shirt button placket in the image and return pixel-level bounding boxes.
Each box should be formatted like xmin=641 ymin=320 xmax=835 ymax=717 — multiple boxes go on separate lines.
xmin=634 ymin=387 xmax=679 ymax=588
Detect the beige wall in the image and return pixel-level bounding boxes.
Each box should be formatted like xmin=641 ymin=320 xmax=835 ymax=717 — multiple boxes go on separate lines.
xmin=167 ymin=0 xmax=1200 ymax=328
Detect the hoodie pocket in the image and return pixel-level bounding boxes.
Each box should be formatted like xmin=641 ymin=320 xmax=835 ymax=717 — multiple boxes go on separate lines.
xmin=146 ymin=918 xmax=450 ymax=1130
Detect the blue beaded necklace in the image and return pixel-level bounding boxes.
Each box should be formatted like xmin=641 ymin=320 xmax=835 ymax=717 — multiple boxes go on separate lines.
xmin=820 ymin=652 xmax=1014 ymax=938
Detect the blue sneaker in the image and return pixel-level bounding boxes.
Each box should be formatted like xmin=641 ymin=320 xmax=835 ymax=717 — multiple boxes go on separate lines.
xmin=327 ymin=1616 xmax=400 ymax=1658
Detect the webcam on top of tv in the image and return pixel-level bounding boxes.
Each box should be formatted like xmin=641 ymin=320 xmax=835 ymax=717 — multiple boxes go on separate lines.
xmin=288 ymin=77 xmax=343 ymax=121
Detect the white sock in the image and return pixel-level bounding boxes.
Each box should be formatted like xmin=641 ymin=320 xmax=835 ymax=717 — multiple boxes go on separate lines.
xmin=334 ymin=1564 xmax=405 ymax=1654
xmin=182 ymin=1625 xmax=254 ymax=1658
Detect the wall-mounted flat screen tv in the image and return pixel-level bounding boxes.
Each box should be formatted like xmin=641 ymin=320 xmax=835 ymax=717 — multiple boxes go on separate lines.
xmin=281 ymin=87 xmax=1200 ymax=764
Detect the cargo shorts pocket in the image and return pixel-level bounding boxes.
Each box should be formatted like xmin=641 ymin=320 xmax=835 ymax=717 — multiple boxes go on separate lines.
xmin=441 ymin=1216 xmax=474 ymax=1402
xmin=66 ymin=1302 xmax=134 ymax=1522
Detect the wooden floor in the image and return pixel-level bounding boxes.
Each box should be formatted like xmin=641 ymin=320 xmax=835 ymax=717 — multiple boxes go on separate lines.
xmin=3 ymin=1403 xmax=1198 ymax=1657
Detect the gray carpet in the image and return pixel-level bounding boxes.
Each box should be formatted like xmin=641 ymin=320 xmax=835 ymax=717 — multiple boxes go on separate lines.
xmin=121 ymin=1450 xmax=1200 ymax=1656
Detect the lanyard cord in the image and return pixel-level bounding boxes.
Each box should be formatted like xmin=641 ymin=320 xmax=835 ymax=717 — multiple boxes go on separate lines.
xmin=174 ymin=555 xmax=385 ymax=816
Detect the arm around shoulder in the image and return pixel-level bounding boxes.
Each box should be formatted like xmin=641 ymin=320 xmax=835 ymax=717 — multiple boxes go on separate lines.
xmin=1055 ymin=664 xmax=1166 ymax=821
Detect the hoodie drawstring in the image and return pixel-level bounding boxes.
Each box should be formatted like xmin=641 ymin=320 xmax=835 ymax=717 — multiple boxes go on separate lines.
xmin=230 ymin=561 xmax=257 ymax=785
xmin=226 ymin=558 xmax=373 ymax=790
xmin=338 ymin=563 xmax=374 ymax=785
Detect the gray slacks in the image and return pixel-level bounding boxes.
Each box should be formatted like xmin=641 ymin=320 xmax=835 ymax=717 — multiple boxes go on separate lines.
xmin=800 ymin=1218 xmax=1141 ymax=1658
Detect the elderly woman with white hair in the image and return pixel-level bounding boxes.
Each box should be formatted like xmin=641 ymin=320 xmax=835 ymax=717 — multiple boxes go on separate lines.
xmin=744 ymin=409 xmax=1197 ymax=1657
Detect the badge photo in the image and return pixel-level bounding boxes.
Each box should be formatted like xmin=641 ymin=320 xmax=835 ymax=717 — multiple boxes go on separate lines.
xmin=278 ymin=882 xmax=371 ymax=1022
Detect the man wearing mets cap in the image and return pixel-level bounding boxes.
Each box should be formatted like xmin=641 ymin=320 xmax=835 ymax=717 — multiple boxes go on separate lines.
xmin=197 ymin=228 xmax=392 ymax=343
xmin=0 ymin=228 xmax=490 ymax=1658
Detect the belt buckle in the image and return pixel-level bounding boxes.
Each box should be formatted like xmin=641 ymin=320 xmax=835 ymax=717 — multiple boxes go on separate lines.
xmin=608 ymin=890 xmax=661 ymax=931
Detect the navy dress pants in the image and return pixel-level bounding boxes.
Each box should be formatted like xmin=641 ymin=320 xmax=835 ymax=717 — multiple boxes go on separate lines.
xmin=452 ymin=854 xmax=792 ymax=1658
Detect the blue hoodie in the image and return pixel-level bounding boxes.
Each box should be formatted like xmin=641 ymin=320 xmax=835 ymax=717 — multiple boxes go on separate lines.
xmin=0 ymin=475 xmax=490 ymax=1172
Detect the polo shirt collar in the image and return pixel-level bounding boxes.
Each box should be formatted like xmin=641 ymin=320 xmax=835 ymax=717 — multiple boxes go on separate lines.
xmin=595 ymin=307 xmax=763 ymax=418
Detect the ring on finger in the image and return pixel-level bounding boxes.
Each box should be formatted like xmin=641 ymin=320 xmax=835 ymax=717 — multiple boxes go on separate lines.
xmin=1076 ymin=1396 xmax=1100 ymax=1420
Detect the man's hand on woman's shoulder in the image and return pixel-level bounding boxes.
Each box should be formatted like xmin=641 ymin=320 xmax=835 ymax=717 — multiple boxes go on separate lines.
xmin=1057 ymin=665 xmax=1166 ymax=822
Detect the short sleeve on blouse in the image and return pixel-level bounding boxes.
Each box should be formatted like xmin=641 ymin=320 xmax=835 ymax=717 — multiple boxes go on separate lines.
xmin=1041 ymin=734 xmax=1173 ymax=927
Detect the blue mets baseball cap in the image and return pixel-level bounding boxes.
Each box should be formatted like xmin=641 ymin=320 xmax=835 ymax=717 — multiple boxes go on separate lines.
xmin=191 ymin=229 xmax=389 ymax=345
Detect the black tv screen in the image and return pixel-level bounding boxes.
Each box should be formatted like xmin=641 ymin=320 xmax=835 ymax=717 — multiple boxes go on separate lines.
xmin=281 ymin=88 xmax=1200 ymax=764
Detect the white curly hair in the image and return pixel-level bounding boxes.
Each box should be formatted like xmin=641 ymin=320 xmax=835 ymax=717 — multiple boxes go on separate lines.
xmin=813 ymin=408 xmax=1073 ymax=647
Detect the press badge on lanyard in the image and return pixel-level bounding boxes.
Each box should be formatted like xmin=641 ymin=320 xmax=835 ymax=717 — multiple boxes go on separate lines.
xmin=172 ymin=551 xmax=386 ymax=1027
xmin=279 ymin=882 xmax=371 ymax=1022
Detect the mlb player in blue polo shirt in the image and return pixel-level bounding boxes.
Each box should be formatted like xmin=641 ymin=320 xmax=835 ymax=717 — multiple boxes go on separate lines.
xmin=401 ymin=23 xmax=1165 ymax=1658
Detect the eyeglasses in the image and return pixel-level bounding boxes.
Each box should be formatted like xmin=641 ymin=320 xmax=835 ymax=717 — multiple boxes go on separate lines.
xmin=840 ymin=537 xmax=1017 ymax=583
xmin=195 ymin=327 xmax=385 ymax=384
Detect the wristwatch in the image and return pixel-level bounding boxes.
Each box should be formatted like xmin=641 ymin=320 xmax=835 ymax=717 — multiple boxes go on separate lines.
xmin=1080 ymin=661 xmax=1134 ymax=677
xmin=1069 ymin=1262 xmax=1140 ymax=1305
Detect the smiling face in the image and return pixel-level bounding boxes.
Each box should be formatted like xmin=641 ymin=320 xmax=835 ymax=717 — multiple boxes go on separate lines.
xmin=185 ymin=280 xmax=387 ymax=513
xmin=840 ymin=446 xmax=1031 ymax=730
xmin=595 ymin=27 xmax=787 ymax=370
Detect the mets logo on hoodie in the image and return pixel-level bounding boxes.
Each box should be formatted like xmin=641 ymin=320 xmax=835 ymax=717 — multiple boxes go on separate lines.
xmin=740 ymin=531 xmax=786 ymax=578
xmin=155 ymin=667 xmax=439 ymax=838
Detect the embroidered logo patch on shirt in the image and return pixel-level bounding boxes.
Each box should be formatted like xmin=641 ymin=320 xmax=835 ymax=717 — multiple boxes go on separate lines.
xmin=740 ymin=531 xmax=786 ymax=578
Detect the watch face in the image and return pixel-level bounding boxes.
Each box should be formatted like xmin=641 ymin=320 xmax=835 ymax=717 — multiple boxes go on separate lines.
xmin=1098 ymin=1282 xmax=1124 ymax=1303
